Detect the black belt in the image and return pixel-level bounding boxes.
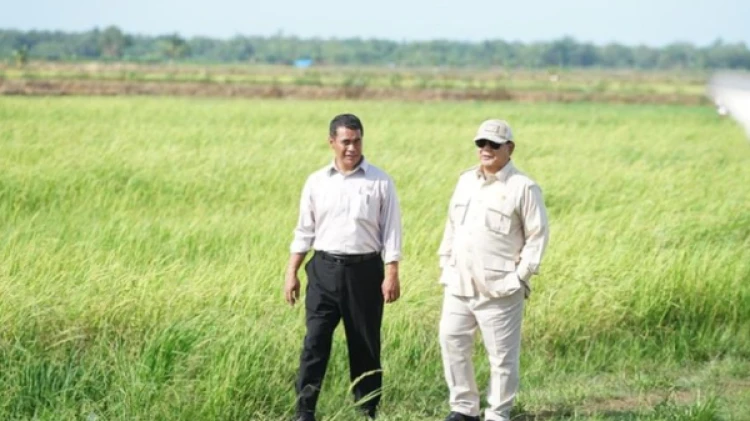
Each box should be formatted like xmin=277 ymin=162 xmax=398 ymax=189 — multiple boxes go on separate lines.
xmin=316 ymin=250 xmax=380 ymax=265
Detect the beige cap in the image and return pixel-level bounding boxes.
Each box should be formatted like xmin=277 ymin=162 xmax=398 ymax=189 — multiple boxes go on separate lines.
xmin=473 ymin=119 xmax=514 ymax=144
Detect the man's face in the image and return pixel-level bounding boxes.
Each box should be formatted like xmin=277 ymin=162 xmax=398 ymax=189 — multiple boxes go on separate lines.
xmin=329 ymin=126 xmax=363 ymax=170
xmin=476 ymin=138 xmax=513 ymax=172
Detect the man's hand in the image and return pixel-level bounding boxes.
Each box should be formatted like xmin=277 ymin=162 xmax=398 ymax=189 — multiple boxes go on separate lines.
xmin=284 ymin=272 xmax=301 ymax=306
xmin=382 ymin=262 xmax=400 ymax=303
xmin=284 ymin=253 xmax=307 ymax=306
xmin=382 ymin=275 xmax=400 ymax=303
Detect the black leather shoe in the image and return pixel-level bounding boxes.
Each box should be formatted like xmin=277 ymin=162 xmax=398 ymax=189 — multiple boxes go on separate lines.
xmin=293 ymin=412 xmax=316 ymax=421
xmin=357 ymin=406 xmax=377 ymax=419
xmin=444 ymin=411 xmax=480 ymax=421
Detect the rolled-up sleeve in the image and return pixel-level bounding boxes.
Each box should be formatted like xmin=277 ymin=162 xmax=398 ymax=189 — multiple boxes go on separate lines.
xmin=380 ymin=177 xmax=402 ymax=263
xmin=290 ymin=177 xmax=315 ymax=254
xmin=516 ymin=184 xmax=550 ymax=282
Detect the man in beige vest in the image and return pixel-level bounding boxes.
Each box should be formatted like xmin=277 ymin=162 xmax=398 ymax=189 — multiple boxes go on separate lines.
xmin=437 ymin=119 xmax=550 ymax=421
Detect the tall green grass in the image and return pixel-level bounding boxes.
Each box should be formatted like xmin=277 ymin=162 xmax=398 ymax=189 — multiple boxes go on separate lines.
xmin=1 ymin=97 xmax=748 ymax=420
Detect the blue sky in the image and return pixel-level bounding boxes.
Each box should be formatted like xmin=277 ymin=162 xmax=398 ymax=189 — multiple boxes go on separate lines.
xmin=1 ymin=0 xmax=748 ymax=46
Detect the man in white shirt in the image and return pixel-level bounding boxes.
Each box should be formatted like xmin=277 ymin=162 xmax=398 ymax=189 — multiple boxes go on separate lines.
xmin=285 ymin=113 xmax=402 ymax=421
xmin=437 ymin=119 xmax=550 ymax=421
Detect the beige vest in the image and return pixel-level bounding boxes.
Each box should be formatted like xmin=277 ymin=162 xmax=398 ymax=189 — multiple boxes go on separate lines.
xmin=440 ymin=162 xmax=539 ymax=297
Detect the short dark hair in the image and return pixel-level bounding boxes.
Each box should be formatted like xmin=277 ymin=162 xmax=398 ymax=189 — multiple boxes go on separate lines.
xmin=329 ymin=113 xmax=364 ymax=137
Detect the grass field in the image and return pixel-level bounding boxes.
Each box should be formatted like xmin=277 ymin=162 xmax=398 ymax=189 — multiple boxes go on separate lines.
xmin=1 ymin=97 xmax=749 ymax=420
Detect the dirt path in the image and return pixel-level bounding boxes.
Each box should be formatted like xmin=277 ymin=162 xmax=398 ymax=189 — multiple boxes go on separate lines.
xmin=0 ymin=79 xmax=710 ymax=105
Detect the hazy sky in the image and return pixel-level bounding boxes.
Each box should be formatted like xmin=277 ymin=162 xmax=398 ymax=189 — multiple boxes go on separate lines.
xmin=2 ymin=0 xmax=748 ymax=46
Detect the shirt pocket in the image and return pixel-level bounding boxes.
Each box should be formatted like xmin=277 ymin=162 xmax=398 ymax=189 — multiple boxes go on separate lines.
xmin=439 ymin=254 xmax=459 ymax=285
xmin=452 ymin=199 xmax=470 ymax=225
xmin=482 ymin=256 xmax=517 ymax=280
xmin=485 ymin=201 xmax=514 ymax=234
xmin=350 ymin=187 xmax=378 ymax=221
xmin=482 ymin=256 xmax=521 ymax=296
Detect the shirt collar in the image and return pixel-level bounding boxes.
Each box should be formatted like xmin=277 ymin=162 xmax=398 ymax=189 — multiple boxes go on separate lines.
xmin=475 ymin=160 xmax=514 ymax=183
xmin=328 ymin=156 xmax=369 ymax=176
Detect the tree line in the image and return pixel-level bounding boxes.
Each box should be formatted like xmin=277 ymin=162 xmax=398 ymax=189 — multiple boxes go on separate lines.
xmin=2 ymin=26 xmax=750 ymax=70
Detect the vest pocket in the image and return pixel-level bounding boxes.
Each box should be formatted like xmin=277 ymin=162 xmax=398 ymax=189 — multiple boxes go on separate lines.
xmin=485 ymin=205 xmax=512 ymax=234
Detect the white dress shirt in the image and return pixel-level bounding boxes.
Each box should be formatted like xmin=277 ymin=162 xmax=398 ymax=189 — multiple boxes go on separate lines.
xmin=290 ymin=158 xmax=402 ymax=263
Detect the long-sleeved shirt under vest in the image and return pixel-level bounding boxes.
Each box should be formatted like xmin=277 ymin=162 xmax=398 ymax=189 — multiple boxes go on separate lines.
xmin=290 ymin=158 xmax=402 ymax=263
xmin=438 ymin=161 xmax=549 ymax=297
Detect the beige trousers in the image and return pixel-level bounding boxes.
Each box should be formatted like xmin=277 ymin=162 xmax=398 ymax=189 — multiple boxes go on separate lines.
xmin=439 ymin=289 xmax=525 ymax=421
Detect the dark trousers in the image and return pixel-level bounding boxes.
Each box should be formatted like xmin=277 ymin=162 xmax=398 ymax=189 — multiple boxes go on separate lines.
xmin=296 ymin=251 xmax=385 ymax=415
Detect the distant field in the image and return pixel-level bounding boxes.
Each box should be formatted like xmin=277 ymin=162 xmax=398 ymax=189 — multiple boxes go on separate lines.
xmin=1 ymin=97 xmax=749 ymax=420
xmin=0 ymin=62 xmax=714 ymax=104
